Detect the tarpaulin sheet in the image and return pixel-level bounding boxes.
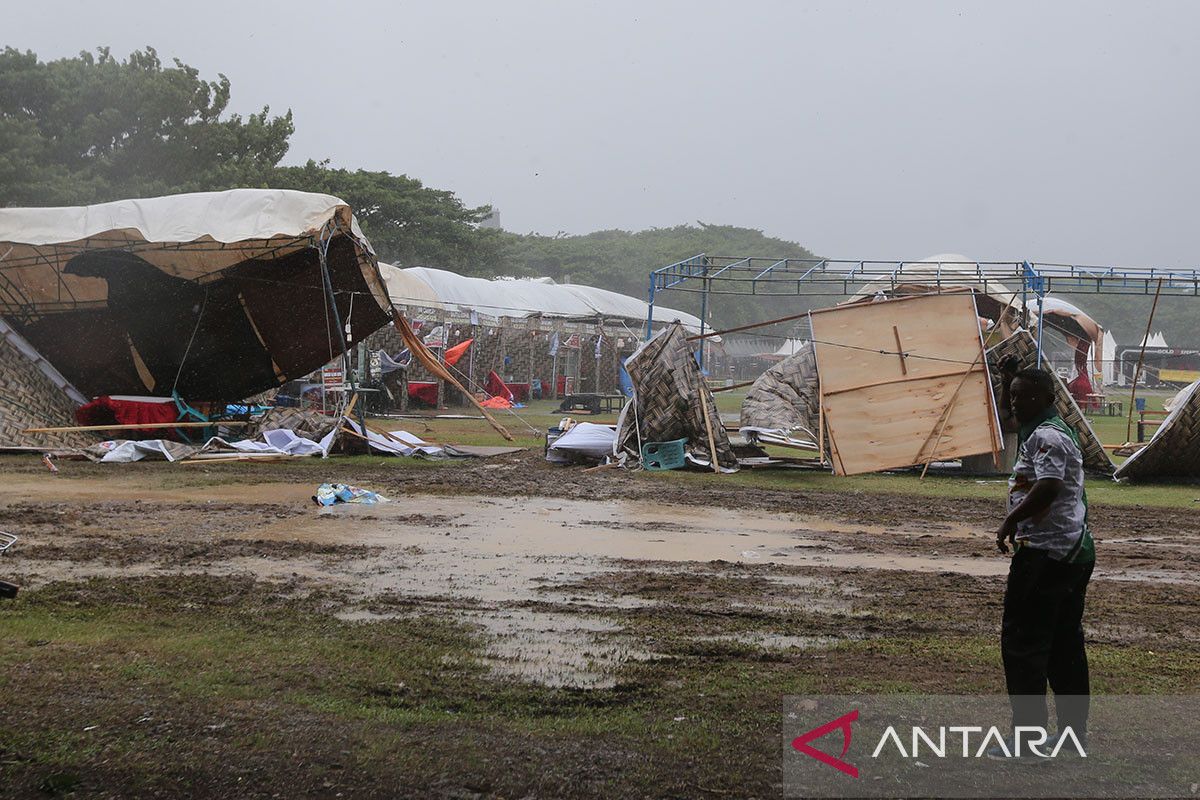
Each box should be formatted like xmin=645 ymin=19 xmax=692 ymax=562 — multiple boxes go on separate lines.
xmin=407 ymin=382 xmax=440 ymax=405
xmin=484 ymin=371 xmax=514 ymax=402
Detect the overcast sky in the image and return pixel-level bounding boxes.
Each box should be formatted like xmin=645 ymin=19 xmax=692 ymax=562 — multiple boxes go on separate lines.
xmin=10 ymin=1 xmax=1199 ymax=266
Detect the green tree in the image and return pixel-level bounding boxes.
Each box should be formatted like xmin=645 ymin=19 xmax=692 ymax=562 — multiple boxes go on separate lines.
xmin=270 ymin=160 xmax=501 ymax=269
xmin=492 ymin=223 xmax=822 ymax=328
xmin=0 ymin=46 xmax=293 ymax=204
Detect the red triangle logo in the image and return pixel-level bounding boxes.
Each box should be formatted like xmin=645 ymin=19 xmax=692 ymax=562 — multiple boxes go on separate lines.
xmin=791 ymin=709 xmax=859 ymax=778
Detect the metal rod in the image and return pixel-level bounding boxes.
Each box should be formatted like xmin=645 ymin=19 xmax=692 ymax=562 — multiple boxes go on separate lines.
xmin=1125 ymin=277 xmax=1165 ymax=442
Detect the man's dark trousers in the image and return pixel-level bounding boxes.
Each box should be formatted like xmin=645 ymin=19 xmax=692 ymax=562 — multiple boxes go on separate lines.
xmin=1002 ymin=546 xmax=1094 ymax=736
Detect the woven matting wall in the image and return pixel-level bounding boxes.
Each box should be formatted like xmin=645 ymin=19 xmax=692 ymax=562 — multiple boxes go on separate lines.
xmin=0 ymin=333 xmax=89 ymax=448
xmin=1114 ymin=379 xmax=1200 ymax=481
xmin=739 ymin=343 xmax=820 ymax=436
xmin=616 ymin=323 xmax=738 ymax=470
xmin=985 ymin=330 xmax=1113 ymax=475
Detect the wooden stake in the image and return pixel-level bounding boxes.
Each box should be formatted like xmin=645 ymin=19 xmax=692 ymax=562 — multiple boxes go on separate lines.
xmin=1126 ymin=278 xmax=1164 ymax=443
xmin=892 ymin=325 xmax=908 ymax=375
xmin=696 ymin=372 xmax=721 ymax=473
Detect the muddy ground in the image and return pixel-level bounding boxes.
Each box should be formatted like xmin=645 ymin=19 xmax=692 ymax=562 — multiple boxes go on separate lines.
xmin=1 ymin=452 xmax=1198 ymax=798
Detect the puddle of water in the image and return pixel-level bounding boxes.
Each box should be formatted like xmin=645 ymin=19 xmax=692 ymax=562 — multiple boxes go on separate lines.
xmin=9 ymin=488 xmax=1194 ymax=688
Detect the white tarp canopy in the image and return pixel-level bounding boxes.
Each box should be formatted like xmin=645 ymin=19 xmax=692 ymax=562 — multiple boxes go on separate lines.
xmin=0 ymin=188 xmax=388 ymax=310
xmin=383 ymin=264 xmax=708 ymax=336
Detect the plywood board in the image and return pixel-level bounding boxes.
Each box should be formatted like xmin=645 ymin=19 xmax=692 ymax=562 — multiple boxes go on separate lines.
xmin=809 ymin=293 xmax=1001 ymax=476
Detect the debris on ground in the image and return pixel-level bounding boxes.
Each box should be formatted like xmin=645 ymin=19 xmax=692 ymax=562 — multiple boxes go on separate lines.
xmin=312 ymin=483 xmax=390 ymax=506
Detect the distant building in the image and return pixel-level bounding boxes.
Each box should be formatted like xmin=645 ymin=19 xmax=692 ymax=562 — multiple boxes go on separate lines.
xmin=479 ymin=207 xmax=502 ymax=230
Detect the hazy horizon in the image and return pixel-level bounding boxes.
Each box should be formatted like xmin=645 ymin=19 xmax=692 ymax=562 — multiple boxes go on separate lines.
xmin=9 ymin=0 xmax=1199 ymax=266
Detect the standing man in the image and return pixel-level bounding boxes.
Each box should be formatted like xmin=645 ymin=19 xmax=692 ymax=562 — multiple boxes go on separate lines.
xmin=994 ymin=361 xmax=1096 ymax=752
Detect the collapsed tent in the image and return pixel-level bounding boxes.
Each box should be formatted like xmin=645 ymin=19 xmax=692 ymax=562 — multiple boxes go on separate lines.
xmin=985 ymin=330 xmax=1114 ymax=475
xmin=739 ymin=342 xmax=820 ymax=446
xmin=1114 ymin=379 xmax=1200 ymax=481
xmin=0 ymin=189 xmax=392 ymax=401
xmin=615 ymin=322 xmax=738 ymax=471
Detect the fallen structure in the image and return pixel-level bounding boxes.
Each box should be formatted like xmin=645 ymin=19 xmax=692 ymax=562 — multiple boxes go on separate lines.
xmin=985 ymin=331 xmax=1114 ymax=475
xmin=1113 ymin=379 xmax=1200 ymax=481
xmin=0 ymin=189 xmax=393 ymax=402
xmin=0 ymin=317 xmax=91 ymax=449
xmin=808 ymin=293 xmax=1002 ymax=476
xmin=739 ymin=343 xmax=821 ymax=448
xmin=616 ymin=323 xmax=738 ymax=471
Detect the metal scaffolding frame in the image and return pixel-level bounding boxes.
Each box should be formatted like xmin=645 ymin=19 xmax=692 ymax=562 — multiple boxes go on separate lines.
xmin=646 ymin=255 xmax=1200 ymax=364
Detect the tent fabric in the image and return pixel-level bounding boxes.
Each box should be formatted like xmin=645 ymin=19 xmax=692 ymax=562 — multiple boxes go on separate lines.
xmin=484 ymin=370 xmax=514 ymax=402
xmin=443 ymin=338 xmax=473 ymax=367
xmin=548 ymin=422 xmax=616 ymax=462
xmin=0 ymin=189 xmax=388 ymax=311
xmin=739 ymin=343 xmax=821 ymax=440
xmin=1114 ymin=379 xmax=1200 ymax=481
xmin=382 ymin=264 xmax=708 ymax=336
xmin=0 ymin=189 xmax=392 ymax=401
xmin=615 ymin=322 xmax=738 ymax=471
xmin=985 ymin=330 xmax=1114 ymax=475
xmin=407 ymin=382 xmax=440 ymax=405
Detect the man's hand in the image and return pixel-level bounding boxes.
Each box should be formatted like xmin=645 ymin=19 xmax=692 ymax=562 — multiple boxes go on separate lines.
xmin=998 ymin=355 xmax=1020 ymax=378
xmin=996 ymin=517 xmax=1018 ymax=554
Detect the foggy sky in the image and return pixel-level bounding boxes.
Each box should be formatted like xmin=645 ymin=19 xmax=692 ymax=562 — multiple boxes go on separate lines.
xmin=10 ymin=0 xmax=1200 ymax=267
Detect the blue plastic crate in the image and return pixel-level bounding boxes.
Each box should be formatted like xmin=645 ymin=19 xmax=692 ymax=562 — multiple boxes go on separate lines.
xmin=641 ymin=437 xmax=688 ymax=471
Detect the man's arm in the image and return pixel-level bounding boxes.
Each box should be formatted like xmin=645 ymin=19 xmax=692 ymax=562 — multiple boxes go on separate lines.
xmin=996 ymin=477 xmax=1064 ymax=553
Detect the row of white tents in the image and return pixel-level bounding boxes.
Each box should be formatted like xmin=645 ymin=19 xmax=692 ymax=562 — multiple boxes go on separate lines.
xmin=378 ymin=263 xmax=706 ymax=337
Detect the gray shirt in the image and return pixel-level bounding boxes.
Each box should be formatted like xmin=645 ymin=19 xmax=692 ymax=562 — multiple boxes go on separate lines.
xmin=1007 ymin=423 xmax=1088 ymax=560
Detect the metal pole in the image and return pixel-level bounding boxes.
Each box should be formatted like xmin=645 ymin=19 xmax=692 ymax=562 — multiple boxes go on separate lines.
xmin=645 ymin=277 xmax=656 ymax=340
xmin=1125 ymin=278 xmax=1165 ymax=442
xmin=316 ymin=233 xmax=351 ymax=415
xmin=698 ymin=276 xmax=708 ymax=369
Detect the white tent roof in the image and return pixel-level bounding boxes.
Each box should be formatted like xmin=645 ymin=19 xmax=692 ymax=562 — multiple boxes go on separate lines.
xmin=847 ymin=254 xmax=1021 ymax=307
xmin=773 ymin=338 xmax=808 ymax=357
xmin=382 ymin=265 xmax=707 ymax=335
xmin=0 ymin=188 xmax=386 ymax=313
xmin=1141 ymin=331 xmax=1169 ymax=348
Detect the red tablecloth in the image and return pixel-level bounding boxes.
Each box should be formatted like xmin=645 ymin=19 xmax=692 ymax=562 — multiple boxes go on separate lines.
xmin=75 ymin=396 xmax=181 ymax=439
xmin=506 ymin=382 xmax=530 ymax=402
xmin=407 ymin=382 xmax=440 ymax=405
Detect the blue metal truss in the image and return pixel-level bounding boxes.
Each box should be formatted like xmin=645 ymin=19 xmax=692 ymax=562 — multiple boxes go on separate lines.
xmin=648 ymin=256 xmax=1200 ymax=362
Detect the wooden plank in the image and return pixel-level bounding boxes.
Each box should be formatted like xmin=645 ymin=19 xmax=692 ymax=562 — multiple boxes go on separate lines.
xmin=822 ymin=372 xmax=997 ymax=475
xmin=892 ymin=325 xmax=908 ymax=375
xmin=809 ymin=292 xmax=1000 ymax=476
xmin=810 ymin=293 xmax=985 ymax=392
xmin=23 ymin=421 xmax=253 ymax=434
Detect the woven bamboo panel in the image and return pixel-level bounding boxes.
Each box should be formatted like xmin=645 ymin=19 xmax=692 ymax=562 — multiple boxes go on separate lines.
xmin=1114 ymin=380 xmax=1200 ymax=481
xmin=616 ymin=323 xmax=738 ymax=470
xmin=809 ymin=293 xmax=1001 ymax=476
xmin=985 ymin=330 xmax=1114 ymax=475
xmin=740 ymin=343 xmax=820 ymax=436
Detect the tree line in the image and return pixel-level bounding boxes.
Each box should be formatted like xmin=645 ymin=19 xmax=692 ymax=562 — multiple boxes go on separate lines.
xmin=1 ymin=47 xmax=1181 ymax=341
